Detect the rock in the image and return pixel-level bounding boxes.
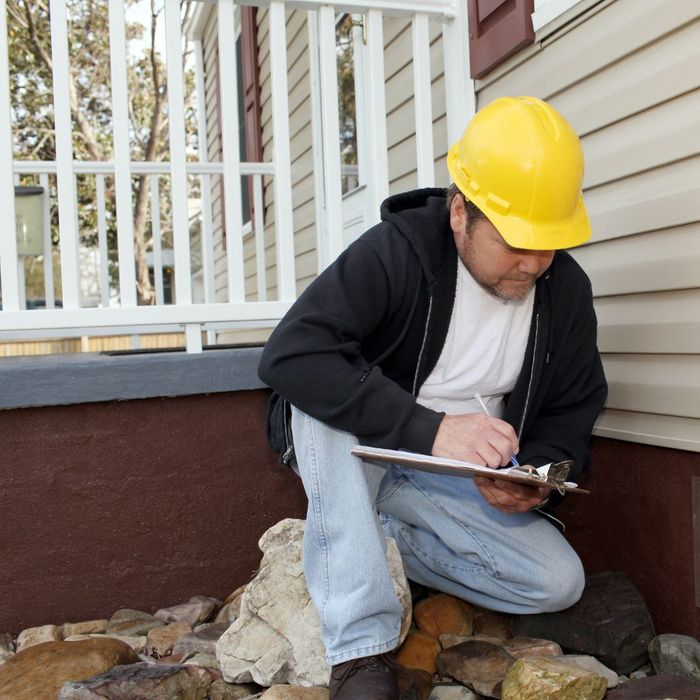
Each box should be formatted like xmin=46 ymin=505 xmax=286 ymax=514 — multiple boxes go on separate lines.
xmin=145 ymin=621 xmax=192 ymax=658
xmin=605 ymin=672 xmax=700 ymax=699
xmin=107 ymin=609 xmax=164 ymax=636
xmin=0 ymin=632 xmax=14 ymax=664
xmin=473 ymin=612 xmax=511 ymax=640
xmin=648 ymin=633 xmax=700 ymax=682
xmin=224 ymin=584 xmax=248 ymax=605
xmin=175 ymin=622 xmax=234 ymax=657
xmin=555 ymin=654 xmax=619 ymax=688
xmin=183 ymin=652 xmax=220 ymax=668
xmin=16 ymin=623 xmax=63 ymax=650
xmin=209 ymin=679 xmax=262 ymax=699
xmin=62 ymin=620 xmax=108 ymax=637
xmin=628 ymin=663 xmax=653 ymax=679
xmin=439 ymin=634 xmax=501 ymax=649
xmin=436 ymin=639 xmax=515 ymax=698
xmin=428 ymin=685 xmax=481 ymax=699
xmin=153 ymin=653 xmax=187 ymax=665
xmin=216 ymin=598 xmax=244 ymax=624
xmin=260 ymin=686 xmax=329 ymax=698
xmin=216 ymin=518 xmax=412 ymax=687
xmin=628 ymin=669 xmax=647 ymax=680
xmin=64 ymin=633 xmax=147 ymax=652
xmin=396 ymin=666 xmax=434 ymax=699
xmin=0 ymin=638 xmax=138 ymax=700
xmin=414 ymin=594 xmax=475 ymax=639
xmin=501 ymin=637 xmax=562 ymax=658
xmin=395 ymin=631 xmax=442 ymax=674
xmin=155 ymin=595 xmax=222 ymax=627
xmin=511 ymin=571 xmax=655 ymax=674
xmin=217 ymin=586 xmax=247 ymax=623
xmin=502 ymin=656 xmax=607 ymax=700
xmin=57 ymin=661 xmax=215 ymax=698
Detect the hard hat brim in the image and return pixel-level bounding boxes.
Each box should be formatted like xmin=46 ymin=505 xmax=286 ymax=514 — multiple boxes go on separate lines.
xmin=480 ymin=194 xmax=592 ymax=251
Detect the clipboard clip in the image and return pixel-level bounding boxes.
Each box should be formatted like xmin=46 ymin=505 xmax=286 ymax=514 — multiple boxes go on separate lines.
xmin=516 ymin=459 xmax=574 ymax=495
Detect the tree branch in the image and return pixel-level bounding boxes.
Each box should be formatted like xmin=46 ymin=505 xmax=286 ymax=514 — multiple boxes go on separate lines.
xmin=22 ymin=0 xmax=54 ymax=73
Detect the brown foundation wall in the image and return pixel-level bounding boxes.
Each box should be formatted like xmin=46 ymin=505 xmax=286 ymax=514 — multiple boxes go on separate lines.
xmin=0 ymin=390 xmax=307 ymax=635
xmin=2 ymin=391 xmax=698 ymax=638
xmin=560 ymin=437 xmax=700 ymax=638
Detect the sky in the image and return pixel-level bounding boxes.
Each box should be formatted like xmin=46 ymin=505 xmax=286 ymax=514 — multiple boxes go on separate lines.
xmin=124 ymin=0 xmax=167 ymax=57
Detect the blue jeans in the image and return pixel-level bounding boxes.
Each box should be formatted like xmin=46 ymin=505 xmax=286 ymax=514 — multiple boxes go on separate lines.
xmin=291 ymin=407 xmax=585 ymax=665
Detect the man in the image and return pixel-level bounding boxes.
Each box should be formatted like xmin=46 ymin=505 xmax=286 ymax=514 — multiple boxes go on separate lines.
xmin=258 ymin=96 xmax=607 ymax=699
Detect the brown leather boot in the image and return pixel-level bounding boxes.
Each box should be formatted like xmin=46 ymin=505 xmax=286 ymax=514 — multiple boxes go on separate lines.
xmin=329 ymin=653 xmax=400 ymax=699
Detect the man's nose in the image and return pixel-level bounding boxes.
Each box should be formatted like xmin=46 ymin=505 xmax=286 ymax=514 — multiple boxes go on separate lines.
xmin=518 ymin=254 xmax=541 ymax=274
xmin=519 ymin=250 xmax=554 ymax=275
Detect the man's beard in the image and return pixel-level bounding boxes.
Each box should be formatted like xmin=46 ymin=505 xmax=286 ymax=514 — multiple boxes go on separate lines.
xmin=461 ymin=255 xmax=536 ymax=302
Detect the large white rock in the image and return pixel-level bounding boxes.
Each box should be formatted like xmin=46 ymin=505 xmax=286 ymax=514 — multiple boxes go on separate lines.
xmin=217 ymin=518 xmax=412 ymax=688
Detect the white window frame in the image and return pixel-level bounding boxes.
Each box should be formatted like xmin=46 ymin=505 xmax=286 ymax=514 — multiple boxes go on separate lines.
xmin=532 ymin=0 xmax=607 ymax=38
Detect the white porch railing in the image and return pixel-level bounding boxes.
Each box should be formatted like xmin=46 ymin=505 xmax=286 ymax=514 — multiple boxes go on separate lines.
xmin=0 ymin=0 xmax=472 ymax=354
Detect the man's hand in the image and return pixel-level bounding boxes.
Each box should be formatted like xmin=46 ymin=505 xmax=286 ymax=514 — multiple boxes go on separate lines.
xmin=431 ymin=414 xmax=548 ymax=513
xmin=432 ymin=413 xmax=519 ymax=468
xmin=473 ymin=476 xmax=549 ymax=514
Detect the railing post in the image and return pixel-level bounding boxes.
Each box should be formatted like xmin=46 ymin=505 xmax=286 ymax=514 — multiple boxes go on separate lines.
xmin=317 ymin=7 xmax=345 ymax=265
xmin=49 ymin=0 xmax=81 ymax=308
xmin=218 ymin=0 xmax=245 ymax=303
xmin=0 ymin=0 xmax=20 ymax=311
xmin=442 ymin=0 xmax=475 ymax=146
xmin=96 ymin=174 xmax=110 ymax=307
xmin=269 ymin=0 xmax=296 ymax=300
xmin=185 ymin=323 xmax=203 ymax=353
xmin=150 ymin=177 xmax=165 ymax=305
xmin=412 ymin=14 xmax=435 ymax=187
xmin=194 ymin=38 xmax=216 ymax=307
xmin=108 ymin=0 xmax=137 ymax=307
xmin=365 ymin=9 xmax=389 ymax=223
xmin=165 ymin=0 xmax=193 ymax=306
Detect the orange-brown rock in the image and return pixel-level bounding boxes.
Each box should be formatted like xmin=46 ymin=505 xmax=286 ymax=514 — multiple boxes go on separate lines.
xmin=414 ymin=594 xmax=475 ymax=639
xmin=0 ymin=638 xmax=138 ymax=700
xmin=473 ymin=612 xmax=512 ymax=640
xmin=396 ymin=630 xmax=442 ymax=675
xmin=224 ymin=584 xmax=247 ymax=606
xmin=145 ymin=621 xmax=193 ymax=658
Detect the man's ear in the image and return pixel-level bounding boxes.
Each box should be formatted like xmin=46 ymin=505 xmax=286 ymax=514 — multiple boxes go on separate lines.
xmin=450 ymin=193 xmax=467 ymax=237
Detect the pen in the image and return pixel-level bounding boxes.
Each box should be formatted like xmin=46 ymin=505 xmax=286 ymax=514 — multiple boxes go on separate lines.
xmin=474 ymin=392 xmax=520 ymax=467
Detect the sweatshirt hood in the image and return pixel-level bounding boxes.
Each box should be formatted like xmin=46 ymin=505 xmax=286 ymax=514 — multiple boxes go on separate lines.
xmin=379 ymin=187 xmax=453 ymax=283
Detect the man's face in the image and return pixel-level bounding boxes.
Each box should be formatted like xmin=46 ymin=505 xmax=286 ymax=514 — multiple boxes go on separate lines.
xmin=450 ymin=196 xmax=554 ymax=302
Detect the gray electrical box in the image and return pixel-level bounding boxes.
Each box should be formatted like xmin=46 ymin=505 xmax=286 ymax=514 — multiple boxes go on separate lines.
xmin=15 ymin=185 xmax=45 ymax=256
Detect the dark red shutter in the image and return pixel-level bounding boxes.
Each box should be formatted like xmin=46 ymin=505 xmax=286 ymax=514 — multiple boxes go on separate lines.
xmin=467 ymin=0 xmax=534 ymax=79
xmin=240 ymin=6 xmax=263 ymax=220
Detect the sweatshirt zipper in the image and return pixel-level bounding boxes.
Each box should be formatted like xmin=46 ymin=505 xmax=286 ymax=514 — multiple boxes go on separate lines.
xmin=517 ymin=311 xmax=539 ymax=440
xmin=412 ymin=293 xmax=434 ymax=396
xmin=280 ymin=399 xmax=295 ymax=464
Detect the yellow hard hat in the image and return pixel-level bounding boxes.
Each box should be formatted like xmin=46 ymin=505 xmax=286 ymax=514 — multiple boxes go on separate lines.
xmin=447 ymin=96 xmax=591 ymax=250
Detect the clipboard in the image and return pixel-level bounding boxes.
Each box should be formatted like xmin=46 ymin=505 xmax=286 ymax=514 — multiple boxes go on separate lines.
xmin=350 ymin=445 xmax=589 ymax=494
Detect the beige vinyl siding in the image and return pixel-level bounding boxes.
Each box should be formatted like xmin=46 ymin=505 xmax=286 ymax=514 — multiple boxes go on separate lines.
xmin=476 ymin=0 xmax=700 ymax=451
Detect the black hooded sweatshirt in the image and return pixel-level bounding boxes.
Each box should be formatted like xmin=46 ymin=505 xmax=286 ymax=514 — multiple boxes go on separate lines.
xmin=258 ymin=188 xmax=607 ymax=500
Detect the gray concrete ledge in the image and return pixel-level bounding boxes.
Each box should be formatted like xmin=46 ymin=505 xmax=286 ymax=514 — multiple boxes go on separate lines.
xmin=0 ymin=345 xmax=267 ymax=409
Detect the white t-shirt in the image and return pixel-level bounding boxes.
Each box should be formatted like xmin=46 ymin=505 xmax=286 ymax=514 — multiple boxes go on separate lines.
xmin=416 ymin=261 xmax=534 ymax=418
